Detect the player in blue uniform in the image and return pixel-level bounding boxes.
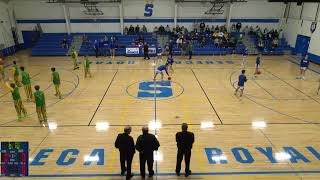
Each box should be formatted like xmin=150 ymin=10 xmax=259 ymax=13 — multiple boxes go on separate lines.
xmin=241 ymin=47 xmax=248 ymax=68
xmin=154 ymin=63 xmax=170 ymax=81
xmin=297 ymin=55 xmax=309 ymax=80
xmin=234 ymin=70 xmax=247 ymax=97
xmin=166 ymin=56 xmax=174 ymax=73
xmin=253 ymin=54 xmax=262 ymax=77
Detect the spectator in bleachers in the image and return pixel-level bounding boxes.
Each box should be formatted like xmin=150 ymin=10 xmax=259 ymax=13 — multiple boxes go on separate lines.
xmin=205 ymin=25 xmax=210 ymax=34
xmin=211 ymin=25 xmax=215 ymax=33
xmin=135 ymin=25 xmax=140 ymax=34
xmin=129 ymin=25 xmax=135 ymax=35
xmin=243 ymin=25 xmax=249 ymax=34
xmin=200 ymin=22 xmax=205 ymax=32
xmin=82 ymin=34 xmax=88 ymax=45
xmin=159 ymin=25 xmax=165 ymax=35
xmin=124 ymin=26 xmax=129 ymax=35
xmin=98 ymin=39 xmax=104 ymax=57
xmin=61 ymin=38 xmax=68 ymax=49
xmin=231 ymin=24 xmax=236 ymax=32
xmin=176 ymin=37 xmax=183 ymax=48
xmin=187 ymin=42 xmax=193 ymax=60
xmin=153 ymin=26 xmax=158 ymax=33
xmin=94 ymin=40 xmax=99 ymax=58
xmin=165 ymin=25 xmax=171 ymax=34
xmin=236 ymin=22 xmax=242 ymax=32
xmin=142 ymin=25 xmax=147 ymax=33
xmin=215 ymin=25 xmax=219 ymax=32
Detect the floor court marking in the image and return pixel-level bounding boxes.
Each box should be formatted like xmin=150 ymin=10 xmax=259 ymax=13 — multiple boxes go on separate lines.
xmin=264 ymin=68 xmax=320 ymax=105
xmin=24 ymin=170 xmax=320 ymax=177
xmin=0 ymin=69 xmax=80 ymax=126
xmin=191 ymin=68 xmax=223 ymax=125
xmin=87 ymin=70 xmax=118 ymax=126
xmin=229 ymin=68 xmax=319 ymax=125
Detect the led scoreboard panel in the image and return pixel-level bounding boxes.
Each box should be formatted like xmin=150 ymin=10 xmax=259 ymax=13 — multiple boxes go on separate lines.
xmin=1 ymin=142 xmax=29 ymax=177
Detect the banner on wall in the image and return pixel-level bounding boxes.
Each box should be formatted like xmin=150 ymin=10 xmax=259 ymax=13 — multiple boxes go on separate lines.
xmin=126 ymin=47 xmax=140 ymax=55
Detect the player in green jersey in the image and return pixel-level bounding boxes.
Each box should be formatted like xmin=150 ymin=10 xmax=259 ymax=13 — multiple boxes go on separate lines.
xmin=12 ymin=61 xmax=21 ymax=87
xmin=6 ymin=82 xmax=27 ymax=120
xmin=51 ymin=67 xmax=62 ymax=99
xmin=84 ymin=56 xmax=92 ymax=78
xmin=33 ymin=85 xmax=47 ymax=124
xmin=20 ymin=67 xmax=33 ymax=101
xmin=71 ymin=48 xmax=80 ymax=70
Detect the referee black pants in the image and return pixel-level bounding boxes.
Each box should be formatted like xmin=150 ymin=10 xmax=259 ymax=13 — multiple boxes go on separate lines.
xmin=176 ymin=149 xmax=191 ymax=173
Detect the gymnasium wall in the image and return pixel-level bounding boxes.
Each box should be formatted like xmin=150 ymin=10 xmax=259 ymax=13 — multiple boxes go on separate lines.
xmin=281 ymin=2 xmax=320 ymax=63
xmin=13 ymin=0 xmax=284 ymax=34
xmin=0 ymin=0 xmax=16 ymax=53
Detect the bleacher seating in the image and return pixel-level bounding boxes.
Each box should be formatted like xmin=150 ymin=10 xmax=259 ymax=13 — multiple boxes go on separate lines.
xmin=78 ymin=33 xmax=157 ymax=56
xmin=250 ymin=35 xmax=291 ymax=55
xmin=32 ymin=33 xmax=71 ymax=56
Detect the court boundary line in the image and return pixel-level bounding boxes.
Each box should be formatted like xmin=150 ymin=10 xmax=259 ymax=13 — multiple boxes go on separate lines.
xmin=25 ymin=170 xmax=320 ymax=177
xmin=191 ymin=69 xmax=223 ymax=125
xmin=87 ymin=70 xmax=118 ymax=126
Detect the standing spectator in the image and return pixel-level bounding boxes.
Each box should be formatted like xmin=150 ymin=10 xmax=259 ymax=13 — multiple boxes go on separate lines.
xmin=135 ymin=25 xmax=140 ymax=34
xmin=187 ymin=42 xmax=193 ymax=60
xmin=143 ymin=43 xmax=150 ymax=60
xmin=129 ymin=25 xmax=135 ymax=35
xmin=136 ymin=126 xmax=160 ymax=178
xmin=142 ymin=25 xmax=147 ymax=33
xmin=165 ymin=25 xmax=171 ymax=34
xmin=124 ymin=26 xmax=129 ymax=35
xmin=115 ymin=126 xmax=135 ymax=180
xmin=109 ymin=36 xmax=116 ymax=59
xmin=98 ymin=39 xmax=104 ymax=57
xmin=94 ymin=40 xmax=99 ymax=58
xmin=159 ymin=25 xmax=165 ymax=34
xmin=199 ymin=22 xmax=205 ymax=32
xmin=175 ymin=123 xmax=194 ymax=177
xmin=61 ymin=38 xmax=68 ymax=49
xmin=205 ymin=25 xmax=210 ymax=34
xmin=153 ymin=26 xmax=158 ymax=33
xmin=236 ymin=22 xmax=242 ymax=32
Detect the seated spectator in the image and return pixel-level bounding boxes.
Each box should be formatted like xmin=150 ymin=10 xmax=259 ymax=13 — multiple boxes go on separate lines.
xmin=211 ymin=25 xmax=215 ymax=33
xmin=243 ymin=25 xmax=249 ymax=34
xmin=205 ymin=25 xmax=210 ymax=34
xmin=142 ymin=25 xmax=147 ymax=33
xmin=124 ymin=26 xmax=129 ymax=35
xmin=215 ymin=25 xmax=219 ymax=32
xmin=231 ymin=24 xmax=236 ymax=32
xmin=135 ymin=25 xmax=140 ymax=34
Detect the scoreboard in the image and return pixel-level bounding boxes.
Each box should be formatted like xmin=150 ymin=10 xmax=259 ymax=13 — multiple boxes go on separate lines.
xmin=1 ymin=142 xmax=29 ymax=177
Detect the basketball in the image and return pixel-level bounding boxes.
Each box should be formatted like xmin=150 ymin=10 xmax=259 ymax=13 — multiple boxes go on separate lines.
xmin=257 ymin=70 xmax=262 ymax=75
xmin=168 ymin=77 xmax=171 ymax=81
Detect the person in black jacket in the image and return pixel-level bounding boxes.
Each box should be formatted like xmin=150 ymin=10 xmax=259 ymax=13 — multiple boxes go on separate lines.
xmin=115 ymin=126 xmax=135 ymax=180
xmin=175 ymin=123 xmax=194 ymax=177
xmin=136 ymin=126 xmax=160 ymax=178
xmin=143 ymin=43 xmax=150 ymax=60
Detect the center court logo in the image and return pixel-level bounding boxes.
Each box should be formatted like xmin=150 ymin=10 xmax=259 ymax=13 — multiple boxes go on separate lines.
xmin=126 ymin=80 xmax=184 ymax=100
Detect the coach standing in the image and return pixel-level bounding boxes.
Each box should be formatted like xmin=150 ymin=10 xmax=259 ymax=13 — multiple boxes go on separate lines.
xmin=175 ymin=123 xmax=194 ymax=177
xmin=136 ymin=126 xmax=160 ymax=178
xmin=115 ymin=126 xmax=135 ymax=180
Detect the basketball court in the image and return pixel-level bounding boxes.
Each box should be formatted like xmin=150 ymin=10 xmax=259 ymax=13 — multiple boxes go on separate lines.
xmin=0 ymin=52 xmax=320 ymax=179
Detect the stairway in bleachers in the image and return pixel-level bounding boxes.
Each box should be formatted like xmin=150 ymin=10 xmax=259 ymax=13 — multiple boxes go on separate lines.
xmin=32 ymin=34 xmax=71 ymax=56
xmin=242 ymin=35 xmax=259 ymax=55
